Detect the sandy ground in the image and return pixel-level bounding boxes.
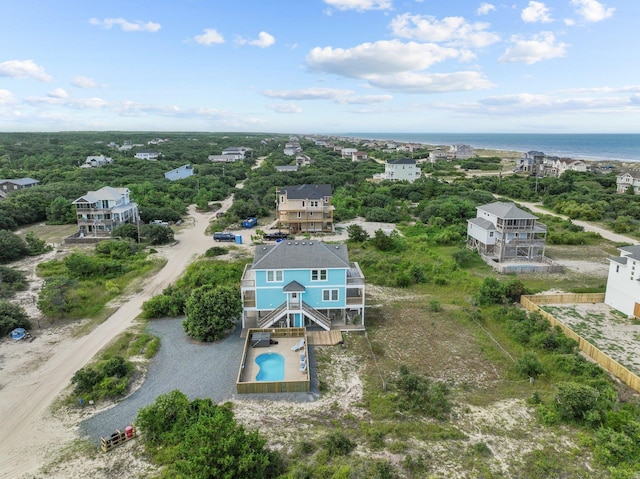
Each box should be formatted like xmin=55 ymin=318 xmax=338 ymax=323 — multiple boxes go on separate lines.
xmin=0 ymin=201 xmax=230 ymax=479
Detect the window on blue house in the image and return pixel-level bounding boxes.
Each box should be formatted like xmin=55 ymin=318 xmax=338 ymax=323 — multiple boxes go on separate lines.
xmin=323 ymin=289 xmax=338 ymax=301
xmin=267 ymin=270 xmax=283 ymax=282
xmin=311 ymin=269 xmax=327 ymax=281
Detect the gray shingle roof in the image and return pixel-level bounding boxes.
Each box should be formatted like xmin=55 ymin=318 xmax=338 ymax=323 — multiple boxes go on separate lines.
xmin=387 ymin=158 xmax=415 ymax=165
xmin=252 ymin=241 xmax=350 ymax=270
xmin=619 ymin=245 xmax=640 ymax=261
xmin=468 ymin=217 xmax=496 ymax=230
xmin=279 ymin=184 xmax=332 ymax=200
xmin=478 ymin=202 xmax=537 ymax=220
xmin=283 ymin=281 xmax=306 ymax=292
xmin=0 ymin=177 xmax=39 ymax=186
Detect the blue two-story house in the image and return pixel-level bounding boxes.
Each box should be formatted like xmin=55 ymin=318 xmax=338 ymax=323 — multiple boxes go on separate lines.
xmin=240 ymin=241 xmax=365 ymax=332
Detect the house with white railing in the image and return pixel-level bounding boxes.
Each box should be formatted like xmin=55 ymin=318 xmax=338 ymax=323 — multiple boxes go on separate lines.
xmin=240 ymin=241 xmax=365 ymax=332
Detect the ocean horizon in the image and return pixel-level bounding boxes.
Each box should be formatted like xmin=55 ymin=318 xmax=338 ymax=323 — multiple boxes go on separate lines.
xmin=342 ymin=133 xmax=640 ymax=163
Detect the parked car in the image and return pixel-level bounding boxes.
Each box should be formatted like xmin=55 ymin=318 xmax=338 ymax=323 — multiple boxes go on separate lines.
xmin=150 ymin=220 xmax=169 ymax=227
xmin=262 ymin=231 xmax=291 ymax=241
xmin=242 ymin=217 xmax=258 ymax=228
xmin=213 ymin=232 xmax=236 ymax=242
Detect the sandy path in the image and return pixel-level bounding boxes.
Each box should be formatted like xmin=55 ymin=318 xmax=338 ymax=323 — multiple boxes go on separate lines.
xmin=0 ymin=204 xmax=220 ymax=478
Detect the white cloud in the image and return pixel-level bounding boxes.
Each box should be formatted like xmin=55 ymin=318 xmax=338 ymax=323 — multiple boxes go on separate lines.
xmin=477 ymin=3 xmax=496 ymax=15
xmin=477 ymin=92 xmax=629 ymax=113
xmin=521 ymin=1 xmax=553 ymax=23
xmin=89 ymin=17 xmax=161 ymax=32
xmin=566 ymin=85 xmax=640 ymax=94
xmin=306 ymin=40 xmax=465 ymax=78
xmin=267 ymin=103 xmax=303 ymax=113
xmin=390 ymin=14 xmax=500 ymax=48
xmin=367 ymin=71 xmax=494 ymax=93
xmin=238 ymin=31 xmax=276 ymax=48
xmin=499 ymin=32 xmax=568 ymax=64
xmin=323 ymin=0 xmax=392 ymax=12
xmin=72 ymin=76 xmax=97 ymax=88
xmin=571 ymin=0 xmax=614 ymax=22
xmin=0 ymin=60 xmax=53 ymax=82
xmin=0 ymin=89 xmax=16 ymax=105
xmin=263 ymin=88 xmax=355 ymax=101
xmin=194 ymin=28 xmax=225 ymax=46
xmin=48 ymin=88 xmax=68 ymax=99
xmin=338 ymin=94 xmax=393 ymax=104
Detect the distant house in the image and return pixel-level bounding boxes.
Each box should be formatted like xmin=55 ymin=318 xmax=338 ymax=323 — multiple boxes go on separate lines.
xmin=222 ymin=146 xmax=251 ymax=158
xmin=450 ymin=144 xmax=475 ymax=159
xmin=340 ymin=148 xmax=358 ymax=159
xmin=429 ymin=150 xmax=450 ymax=163
xmin=240 ymin=241 xmax=365 ymax=331
xmin=164 ymin=164 xmax=194 ymax=181
xmin=82 ymin=155 xmax=113 ymax=168
xmin=134 ymin=150 xmax=160 ymax=160
xmin=72 ymin=186 xmax=138 ymax=237
xmin=605 ymin=245 xmax=640 ymax=318
xmin=277 ymin=184 xmax=334 ymax=233
xmin=466 ymin=202 xmax=558 ymax=273
xmin=276 ymin=165 xmax=298 ymax=173
xmin=208 ymin=154 xmax=241 ymax=163
xmin=0 ymin=177 xmax=40 ymax=194
xmin=351 ymin=151 xmax=368 ymax=162
xmin=516 ymin=151 xmax=545 ymax=173
xmin=616 ymin=172 xmax=640 ymax=194
xmin=296 ymin=154 xmax=313 ymax=166
xmin=284 ymin=143 xmax=302 ymax=156
xmin=373 ymin=158 xmax=421 ymax=183
xmin=548 ymin=158 xmax=587 ymax=176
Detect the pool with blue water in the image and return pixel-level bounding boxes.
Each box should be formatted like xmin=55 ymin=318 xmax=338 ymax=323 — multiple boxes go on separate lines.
xmin=255 ymin=352 xmax=285 ymax=381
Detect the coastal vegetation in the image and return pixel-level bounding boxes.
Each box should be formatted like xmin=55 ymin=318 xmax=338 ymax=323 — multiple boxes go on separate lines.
xmin=2 ymin=131 xmax=639 ymax=477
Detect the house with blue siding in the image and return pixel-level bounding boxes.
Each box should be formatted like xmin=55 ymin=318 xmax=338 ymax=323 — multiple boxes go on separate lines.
xmin=241 ymin=241 xmax=365 ymax=332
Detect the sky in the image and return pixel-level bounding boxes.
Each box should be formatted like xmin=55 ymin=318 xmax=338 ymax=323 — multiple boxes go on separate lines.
xmin=0 ymin=0 xmax=638 ymax=134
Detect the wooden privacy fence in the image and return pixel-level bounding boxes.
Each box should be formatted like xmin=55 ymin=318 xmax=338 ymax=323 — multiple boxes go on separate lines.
xmin=521 ymin=294 xmax=640 ymax=394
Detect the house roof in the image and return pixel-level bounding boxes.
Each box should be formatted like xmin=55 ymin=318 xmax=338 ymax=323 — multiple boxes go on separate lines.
xmin=468 ymin=217 xmax=496 ymax=230
xmin=0 ymin=177 xmax=39 ymax=186
xmin=252 ymin=241 xmax=350 ymax=270
xmin=72 ymin=186 xmax=129 ymax=204
xmin=276 ymin=165 xmax=298 ymax=172
xmin=619 ymin=245 xmax=640 ymax=260
xmin=387 ymin=158 xmax=415 ymax=165
xmin=283 ymin=281 xmax=306 ymax=292
xmin=609 ymin=256 xmax=628 ymax=265
xmin=278 ymin=184 xmax=332 ymax=199
xmin=477 ymin=202 xmax=537 ymax=220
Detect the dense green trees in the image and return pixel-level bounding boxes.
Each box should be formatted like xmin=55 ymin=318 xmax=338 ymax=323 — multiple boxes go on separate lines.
xmin=136 ymin=390 xmax=281 ymax=478
xmin=0 ymin=230 xmax=29 ymax=262
xmin=183 ymin=285 xmax=242 ymax=341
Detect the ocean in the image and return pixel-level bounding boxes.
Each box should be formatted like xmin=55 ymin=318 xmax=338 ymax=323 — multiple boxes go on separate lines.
xmin=343 ymin=133 xmax=640 ymax=163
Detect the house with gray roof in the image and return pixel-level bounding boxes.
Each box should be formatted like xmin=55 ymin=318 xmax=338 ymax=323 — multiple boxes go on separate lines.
xmin=72 ymin=186 xmax=138 ymax=237
xmin=277 ymin=184 xmax=335 ymax=233
xmin=0 ymin=177 xmax=40 ymax=195
xmin=467 ymin=202 xmax=556 ymax=273
xmin=164 ymin=164 xmax=194 ymax=181
xmin=240 ymin=241 xmax=365 ymax=332
xmin=605 ymin=245 xmax=640 ymax=318
xmin=373 ymin=158 xmax=421 ymax=183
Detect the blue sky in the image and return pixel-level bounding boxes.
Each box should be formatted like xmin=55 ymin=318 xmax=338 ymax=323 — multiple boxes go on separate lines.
xmin=0 ymin=0 xmax=637 ymax=133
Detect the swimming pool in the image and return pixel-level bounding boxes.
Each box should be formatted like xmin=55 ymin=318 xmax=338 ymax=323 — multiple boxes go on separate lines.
xmin=255 ymin=352 xmax=285 ymax=381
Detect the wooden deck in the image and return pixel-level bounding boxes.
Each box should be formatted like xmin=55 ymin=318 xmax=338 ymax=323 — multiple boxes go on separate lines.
xmin=307 ymin=330 xmax=343 ymax=346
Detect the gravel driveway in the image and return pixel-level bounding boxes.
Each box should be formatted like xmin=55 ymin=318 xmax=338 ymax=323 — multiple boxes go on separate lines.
xmin=80 ymin=318 xmax=318 ymax=442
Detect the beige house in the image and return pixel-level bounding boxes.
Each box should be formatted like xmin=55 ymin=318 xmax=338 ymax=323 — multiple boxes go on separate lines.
xmin=0 ymin=177 xmax=39 ymax=194
xmin=277 ymin=184 xmax=334 ymax=233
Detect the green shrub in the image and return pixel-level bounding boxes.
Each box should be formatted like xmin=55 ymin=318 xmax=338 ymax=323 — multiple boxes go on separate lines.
xmin=323 ymin=431 xmax=356 ymax=457
xmin=516 ymin=352 xmax=545 ymax=379
xmin=0 ymin=301 xmax=31 ymax=336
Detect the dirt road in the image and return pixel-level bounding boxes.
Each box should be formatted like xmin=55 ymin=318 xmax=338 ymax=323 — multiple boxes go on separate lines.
xmin=0 ymin=205 xmax=218 ymax=478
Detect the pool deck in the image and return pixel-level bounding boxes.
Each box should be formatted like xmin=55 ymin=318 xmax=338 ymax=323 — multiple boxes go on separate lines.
xmin=241 ymin=336 xmax=308 ymax=383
